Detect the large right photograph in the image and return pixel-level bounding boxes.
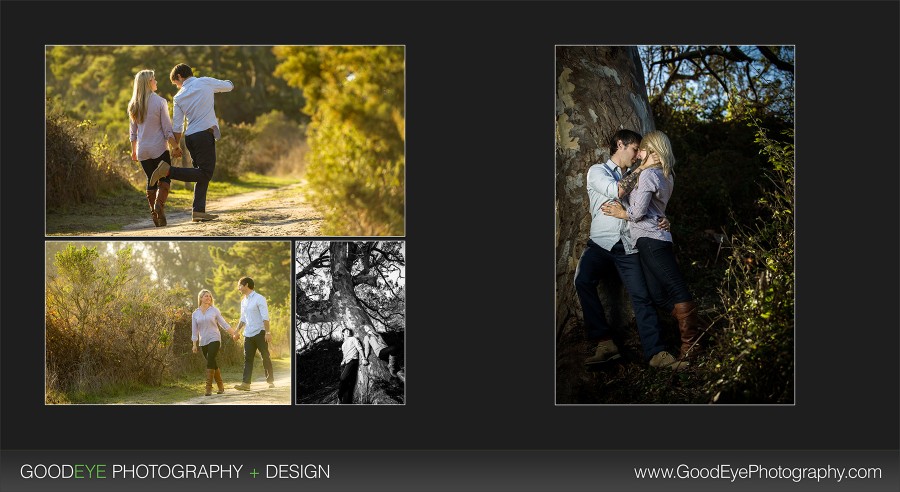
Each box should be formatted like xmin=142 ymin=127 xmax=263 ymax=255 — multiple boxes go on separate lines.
xmin=556 ymin=46 xmax=794 ymax=404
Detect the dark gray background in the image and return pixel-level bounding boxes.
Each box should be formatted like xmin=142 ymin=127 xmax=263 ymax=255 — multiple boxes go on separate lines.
xmin=2 ymin=450 xmax=898 ymax=492
xmin=2 ymin=0 xmax=899 ymax=454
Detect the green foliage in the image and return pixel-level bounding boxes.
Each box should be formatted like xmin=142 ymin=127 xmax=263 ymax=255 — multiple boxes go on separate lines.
xmin=640 ymin=46 xmax=794 ymax=122
xmin=242 ymin=110 xmax=307 ymax=175
xmin=46 ymin=245 xmax=187 ymax=401
xmin=706 ymin=123 xmax=794 ymax=403
xmin=208 ymin=242 xmax=292 ymax=312
xmin=211 ymin=120 xmax=254 ymax=182
xmin=46 ymin=46 xmax=306 ymax=153
xmin=275 ymin=46 xmax=405 ymax=235
xmin=213 ymin=112 xmax=307 ymax=180
xmin=207 ymin=242 xmax=292 ymax=355
xmin=46 ymin=100 xmax=133 ymax=211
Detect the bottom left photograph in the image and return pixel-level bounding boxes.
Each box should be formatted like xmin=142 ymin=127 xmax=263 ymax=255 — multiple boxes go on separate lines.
xmin=44 ymin=240 xmax=292 ymax=405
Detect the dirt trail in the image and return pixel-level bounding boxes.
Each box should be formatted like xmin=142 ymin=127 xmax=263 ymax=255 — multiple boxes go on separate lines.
xmin=175 ymin=370 xmax=292 ymax=405
xmin=97 ymin=183 xmax=323 ymax=237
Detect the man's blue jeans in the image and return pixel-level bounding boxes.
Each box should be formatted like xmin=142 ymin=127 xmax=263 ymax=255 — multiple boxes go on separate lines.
xmin=169 ymin=130 xmax=216 ymax=213
xmin=635 ymin=237 xmax=693 ymax=313
xmin=574 ymin=239 xmax=665 ymax=361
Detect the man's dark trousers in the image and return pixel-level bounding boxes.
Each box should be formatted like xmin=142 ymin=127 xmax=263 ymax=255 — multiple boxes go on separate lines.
xmin=574 ymin=239 xmax=666 ymax=361
xmin=170 ymin=130 xmax=216 ymax=212
xmin=242 ymin=331 xmax=274 ymax=385
xmin=338 ymin=360 xmax=359 ymax=404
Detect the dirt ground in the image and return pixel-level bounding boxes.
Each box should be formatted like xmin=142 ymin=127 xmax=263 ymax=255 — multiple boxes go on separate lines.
xmin=175 ymin=370 xmax=292 ymax=405
xmin=92 ymin=183 xmax=323 ymax=237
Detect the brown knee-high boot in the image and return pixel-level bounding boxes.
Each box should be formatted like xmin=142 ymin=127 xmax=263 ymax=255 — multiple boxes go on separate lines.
xmin=154 ymin=181 xmax=171 ymax=226
xmin=146 ymin=190 xmax=160 ymax=227
xmin=205 ymin=369 xmax=214 ymax=396
xmin=214 ymin=368 xmax=225 ymax=394
xmin=672 ymin=301 xmax=703 ymax=358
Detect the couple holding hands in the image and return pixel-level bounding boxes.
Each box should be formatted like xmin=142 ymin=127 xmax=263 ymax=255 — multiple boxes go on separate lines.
xmin=190 ymin=277 xmax=275 ymax=396
xmin=127 ymin=63 xmax=233 ymax=227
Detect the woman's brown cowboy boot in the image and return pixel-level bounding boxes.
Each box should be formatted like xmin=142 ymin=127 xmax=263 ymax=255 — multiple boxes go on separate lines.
xmin=214 ymin=368 xmax=225 ymax=394
xmin=672 ymin=301 xmax=703 ymax=359
xmin=146 ymin=190 xmax=160 ymax=227
xmin=153 ymin=181 xmax=171 ymax=226
xmin=205 ymin=369 xmax=214 ymax=396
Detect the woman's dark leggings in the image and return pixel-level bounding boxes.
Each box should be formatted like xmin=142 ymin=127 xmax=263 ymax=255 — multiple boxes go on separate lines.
xmin=140 ymin=150 xmax=172 ymax=191
xmin=636 ymin=237 xmax=693 ymax=313
xmin=201 ymin=341 xmax=221 ymax=370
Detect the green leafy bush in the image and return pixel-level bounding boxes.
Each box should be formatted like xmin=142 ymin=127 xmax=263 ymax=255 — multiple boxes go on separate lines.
xmin=706 ymin=123 xmax=794 ymax=403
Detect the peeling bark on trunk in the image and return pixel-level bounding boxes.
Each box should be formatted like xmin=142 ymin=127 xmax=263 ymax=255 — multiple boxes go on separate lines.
xmin=328 ymin=242 xmax=402 ymax=404
xmin=556 ymin=46 xmax=655 ymax=401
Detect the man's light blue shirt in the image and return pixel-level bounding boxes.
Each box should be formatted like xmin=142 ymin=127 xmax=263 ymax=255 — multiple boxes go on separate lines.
xmin=240 ymin=290 xmax=269 ymax=338
xmin=586 ymin=159 xmax=636 ymax=254
xmin=172 ymin=76 xmax=234 ymax=139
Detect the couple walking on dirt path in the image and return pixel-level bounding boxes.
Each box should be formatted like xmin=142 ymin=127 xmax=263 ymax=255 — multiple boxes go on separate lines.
xmin=128 ymin=63 xmax=232 ymax=227
xmin=191 ymin=276 xmax=276 ymax=396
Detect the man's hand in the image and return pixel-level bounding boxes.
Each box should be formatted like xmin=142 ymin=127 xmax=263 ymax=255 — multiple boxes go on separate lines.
xmin=131 ymin=151 xmax=138 ymax=161
xmin=264 ymin=332 xmax=271 ymax=344
xmin=171 ymin=147 xmax=182 ymax=159
xmin=192 ymin=345 xmax=198 ymax=354
xmin=601 ymin=200 xmax=627 ymax=219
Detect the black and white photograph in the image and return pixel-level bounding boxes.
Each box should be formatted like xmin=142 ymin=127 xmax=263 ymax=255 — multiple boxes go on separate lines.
xmin=295 ymin=241 xmax=406 ymax=405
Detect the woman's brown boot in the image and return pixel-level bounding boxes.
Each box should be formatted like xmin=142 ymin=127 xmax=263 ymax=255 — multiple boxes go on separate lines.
xmin=672 ymin=301 xmax=703 ymax=358
xmin=214 ymin=368 xmax=225 ymax=394
xmin=205 ymin=369 xmax=214 ymax=396
xmin=154 ymin=181 xmax=171 ymax=226
xmin=146 ymin=190 xmax=160 ymax=227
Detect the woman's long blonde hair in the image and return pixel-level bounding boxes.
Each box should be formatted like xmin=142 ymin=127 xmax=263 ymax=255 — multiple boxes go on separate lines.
xmin=127 ymin=70 xmax=155 ymax=125
xmin=640 ymin=130 xmax=676 ymax=179
xmin=197 ymin=289 xmax=215 ymax=308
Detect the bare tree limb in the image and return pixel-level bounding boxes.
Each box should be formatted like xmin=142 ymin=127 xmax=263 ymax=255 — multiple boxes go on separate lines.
xmin=756 ymin=46 xmax=794 ymax=73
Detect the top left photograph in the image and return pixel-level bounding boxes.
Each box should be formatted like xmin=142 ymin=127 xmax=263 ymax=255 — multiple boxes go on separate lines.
xmin=46 ymin=45 xmax=406 ymax=237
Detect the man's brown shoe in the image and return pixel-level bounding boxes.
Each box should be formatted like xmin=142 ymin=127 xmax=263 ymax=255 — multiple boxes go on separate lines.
xmin=192 ymin=211 xmax=219 ymax=222
xmin=149 ymin=161 xmax=170 ymax=187
xmin=233 ymin=382 xmax=252 ymax=391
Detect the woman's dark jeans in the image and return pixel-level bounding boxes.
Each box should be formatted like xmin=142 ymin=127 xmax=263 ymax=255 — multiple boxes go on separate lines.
xmin=636 ymin=237 xmax=692 ymax=313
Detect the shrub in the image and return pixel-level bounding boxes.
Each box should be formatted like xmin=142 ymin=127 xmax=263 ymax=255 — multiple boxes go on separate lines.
xmin=243 ymin=110 xmax=307 ymax=176
xmin=706 ymin=123 xmax=794 ymax=403
xmin=45 ymin=245 xmax=195 ymax=401
xmin=46 ymin=100 xmax=132 ymax=211
xmin=211 ymin=121 xmax=254 ymax=183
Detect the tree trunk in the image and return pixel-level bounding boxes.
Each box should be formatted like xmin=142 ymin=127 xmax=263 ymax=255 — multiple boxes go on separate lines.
xmin=555 ymin=47 xmax=654 ymax=400
xmin=328 ymin=242 xmax=402 ymax=404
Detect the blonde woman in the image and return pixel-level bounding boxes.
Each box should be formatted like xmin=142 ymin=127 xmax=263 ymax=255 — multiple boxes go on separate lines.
xmin=602 ymin=131 xmax=703 ymax=359
xmin=191 ymin=289 xmax=235 ymax=395
xmin=127 ymin=69 xmax=181 ymax=227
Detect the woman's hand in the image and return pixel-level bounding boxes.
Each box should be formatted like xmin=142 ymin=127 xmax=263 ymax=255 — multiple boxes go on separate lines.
xmin=601 ymin=200 xmax=628 ymax=219
xmin=658 ymin=216 xmax=671 ymax=232
xmin=171 ymin=147 xmax=182 ymax=159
